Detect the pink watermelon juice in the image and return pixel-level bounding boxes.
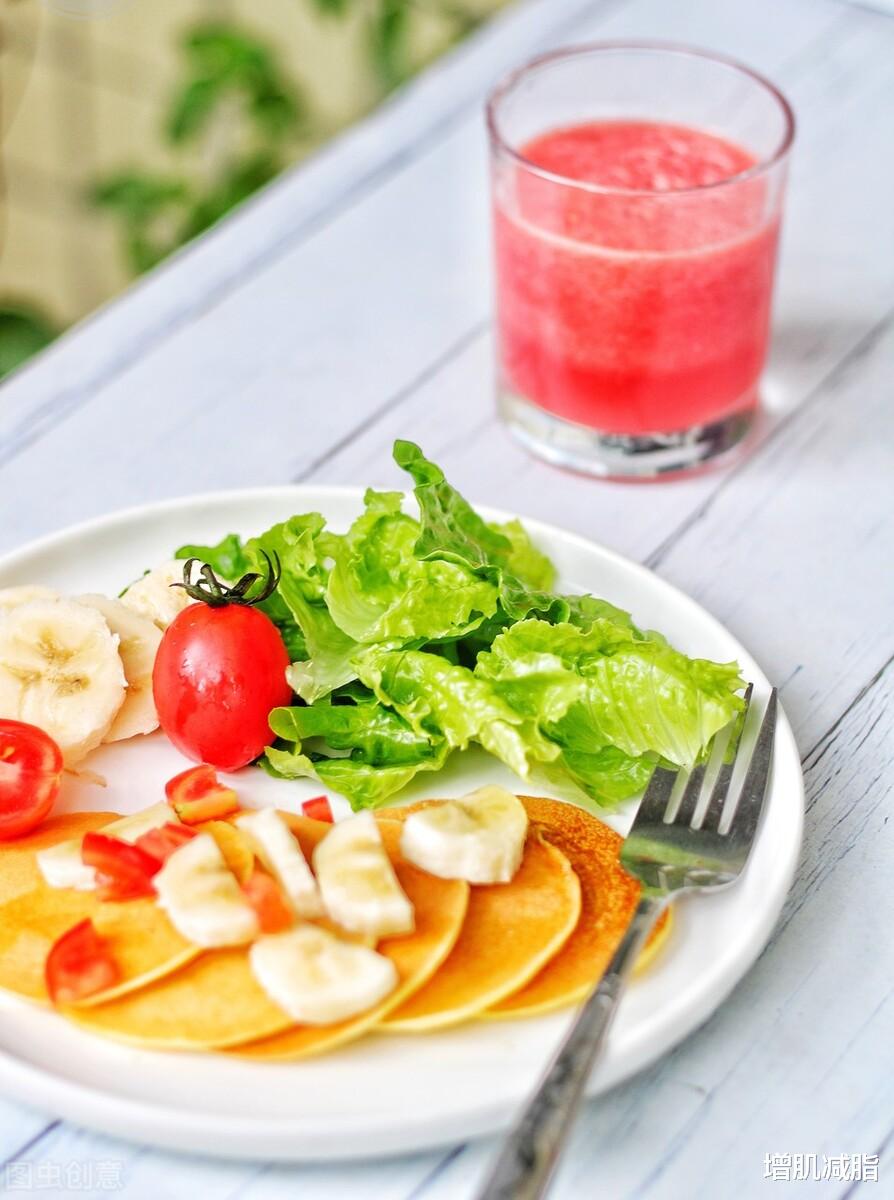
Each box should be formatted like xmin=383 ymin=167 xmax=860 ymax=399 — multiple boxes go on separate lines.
xmin=493 ymin=120 xmax=780 ymax=435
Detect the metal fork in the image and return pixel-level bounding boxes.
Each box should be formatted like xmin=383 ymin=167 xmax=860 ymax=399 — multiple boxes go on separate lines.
xmin=475 ymin=686 xmax=778 ymax=1200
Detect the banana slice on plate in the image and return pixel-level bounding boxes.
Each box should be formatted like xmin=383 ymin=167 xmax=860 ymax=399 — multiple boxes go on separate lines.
xmin=0 ymin=598 xmax=126 ymax=765
xmin=250 ymin=926 xmax=398 ymax=1026
xmin=120 ymin=561 xmax=194 ymax=630
xmin=400 ymin=786 xmax=529 ymax=884
xmin=313 ymin=812 xmax=414 ymax=940
xmin=76 ymin=595 xmax=162 ymax=742
xmin=0 ymin=585 xmax=61 ymax=614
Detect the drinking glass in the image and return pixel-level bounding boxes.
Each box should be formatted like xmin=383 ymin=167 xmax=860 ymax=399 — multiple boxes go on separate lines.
xmin=487 ymin=43 xmax=794 ymax=478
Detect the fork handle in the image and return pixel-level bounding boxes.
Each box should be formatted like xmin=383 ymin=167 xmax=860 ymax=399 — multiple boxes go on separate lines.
xmin=474 ymin=893 xmax=666 ymax=1200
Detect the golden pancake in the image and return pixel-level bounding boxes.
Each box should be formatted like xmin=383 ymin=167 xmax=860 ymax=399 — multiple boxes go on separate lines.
xmin=486 ymin=796 xmax=672 ymax=1020
xmin=68 ymin=818 xmax=469 ymax=1055
xmin=0 ymin=812 xmax=117 ymax=907
xmin=0 ymin=810 xmax=252 ymax=1007
xmin=378 ymin=804 xmax=581 ymax=1033
xmin=0 ymin=885 xmax=197 ymax=1007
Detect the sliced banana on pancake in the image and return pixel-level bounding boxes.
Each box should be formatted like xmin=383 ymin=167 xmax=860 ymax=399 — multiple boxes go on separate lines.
xmin=250 ymin=925 xmax=397 ymax=1026
xmin=400 ymin=785 xmax=528 ymax=883
xmin=486 ymin=796 xmax=672 ymax=1019
xmin=67 ymin=820 xmax=468 ymax=1054
xmin=153 ymin=833 xmax=259 ymax=948
xmin=236 ymin=807 xmax=322 ymax=918
xmin=0 ymin=598 xmax=127 ymax=765
xmin=313 ymin=812 xmax=414 ymax=939
xmin=76 ymin=595 xmax=161 ymax=742
xmin=381 ymin=813 xmax=581 ymax=1033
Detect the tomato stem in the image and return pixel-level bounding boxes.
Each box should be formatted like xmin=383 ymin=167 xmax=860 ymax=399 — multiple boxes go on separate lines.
xmin=173 ymin=552 xmax=282 ymax=608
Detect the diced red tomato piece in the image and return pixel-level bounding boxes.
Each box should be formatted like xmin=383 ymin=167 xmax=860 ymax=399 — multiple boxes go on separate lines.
xmin=242 ymin=870 xmax=293 ymax=934
xmin=135 ymin=822 xmax=198 ymax=863
xmin=45 ymin=918 xmax=120 ymax=1005
xmin=82 ymin=831 xmax=162 ymax=901
xmin=301 ymin=795 xmax=333 ymax=823
xmin=165 ymin=764 xmax=239 ymax=824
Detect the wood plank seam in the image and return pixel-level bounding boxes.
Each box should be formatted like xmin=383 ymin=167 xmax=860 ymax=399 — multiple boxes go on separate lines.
xmin=291 ymin=319 xmax=491 ymax=484
xmin=801 ymin=652 xmax=894 ymax=765
xmin=0 ymin=1120 xmax=60 ymax=1173
xmin=404 ymin=1144 xmax=468 ymax=1200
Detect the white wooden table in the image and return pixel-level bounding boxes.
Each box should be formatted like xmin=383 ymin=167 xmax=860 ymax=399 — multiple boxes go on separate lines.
xmin=2 ymin=0 xmax=893 ymax=1195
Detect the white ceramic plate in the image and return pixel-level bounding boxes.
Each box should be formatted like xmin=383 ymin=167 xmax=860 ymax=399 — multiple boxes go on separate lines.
xmin=0 ymin=488 xmax=802 ymax=1162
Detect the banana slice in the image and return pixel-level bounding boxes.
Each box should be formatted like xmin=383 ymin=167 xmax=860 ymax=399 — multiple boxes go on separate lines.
xmin=313 ymin=812 xmax=414 ymax=940
xmin=0 ymin=599 xmax=126 ymax=766
xmin=235 ymin=808 xmax=323 ymax=918
xmin=76 ymin=595 xmax=162 ymax=742
xmin=250 ymin=925 xmax=398 ymax=1026
xmin=400 ymin=786 xmax=529 ymax=884
xmin=154 ymin=833 xmax=259 ymax=948
xmin=0 ymin=585 xmax=60 ymax=615
xmin=120 ymin=561 xmax=194 ymax=630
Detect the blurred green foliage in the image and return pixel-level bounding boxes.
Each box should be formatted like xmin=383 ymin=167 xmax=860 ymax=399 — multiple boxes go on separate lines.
xmin=0 ymin=306 xmax=59 ymax=380
xmin=89 ymin=22 xmax=304 ymax=276
xmin=0 ymin=2 xmax=490 ymax=383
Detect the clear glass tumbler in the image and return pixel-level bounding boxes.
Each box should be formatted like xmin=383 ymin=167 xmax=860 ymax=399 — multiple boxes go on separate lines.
xmin=487 ymin=43 xmax=794 ymax=478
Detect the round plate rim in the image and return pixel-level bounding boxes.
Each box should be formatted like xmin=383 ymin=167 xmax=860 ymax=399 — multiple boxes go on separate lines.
xmin=0 ymin=485 xmax=804 ymax=1162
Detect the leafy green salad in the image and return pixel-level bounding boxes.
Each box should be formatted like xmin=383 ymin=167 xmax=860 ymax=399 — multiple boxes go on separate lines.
xmin=174 ymin=441 xmax=745 ymax=810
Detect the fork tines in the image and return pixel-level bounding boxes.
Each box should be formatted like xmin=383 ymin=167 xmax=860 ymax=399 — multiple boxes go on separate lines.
xmin=634 ymin=686 xmax=777 ymax=845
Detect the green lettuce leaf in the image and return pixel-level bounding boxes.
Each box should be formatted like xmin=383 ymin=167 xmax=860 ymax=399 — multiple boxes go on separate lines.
xmin=479 ymin=617 xmax=744 ymax=770
xmin=354 ymin=645 xmax=560 ymax=778
xmin=488 ymin=518 xmax=556 ymax=591
xmin=175 ymin=533 xmax=251 ymax=581
xmin=545 ymin=743 xmax=655 ymax=806
xmin=265 ymin=692 xmax=448 ymax=807
xmin=393 ymin=440 xmax=566 ymax=622
xmin=243 ymin=514 xmax=359 ymax=702
xmin=324 ymin=489 xmax=498 ymax=644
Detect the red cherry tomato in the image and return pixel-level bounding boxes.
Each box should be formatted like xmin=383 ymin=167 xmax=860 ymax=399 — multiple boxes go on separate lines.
xmin=165 ymin=764 xmax=240 ymax=824
xmin=45 ymin=919 xmax=119 ymax=1005
xmin=81 ymin=831 xmax=162 ymax=901
xmin=242 ymin=869 xmax=293 ymax=933
xmin=301 ymin=795 xmax=333 ymax=823
xmin=0 ymin=719 xmax=64 ymax=840
xmin=153 ymin=604 xmax=291 ymax=772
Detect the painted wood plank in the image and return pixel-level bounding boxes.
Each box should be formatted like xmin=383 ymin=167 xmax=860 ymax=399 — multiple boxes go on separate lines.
xmin=0 ymin=1100 xmax=58 ymax=1167
xmin=0 ymin=0 xmax=866 ymax=559
xmin=0 ymin=1123 xmax=447 ymax=1200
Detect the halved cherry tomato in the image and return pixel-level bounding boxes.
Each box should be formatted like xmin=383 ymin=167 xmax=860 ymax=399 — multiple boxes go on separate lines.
xmin=81 ymin=831 xmax=162 ymax=901
xmin=135 ymin=822 xmax=198 ymax=863
xmin=0 ymin=719 xmax=64 ymax=840
xmin=45 ymin=919 xmax=120 ymax=1005
xmin=165 ymin=764 xmax=239 ymax=824
xmin=301 ymin=795 xmax=333 ymax=823
xmin=242 ymin=870 xmax=293 ymax=933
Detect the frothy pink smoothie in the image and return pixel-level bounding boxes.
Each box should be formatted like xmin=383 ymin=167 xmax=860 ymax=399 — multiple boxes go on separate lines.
xmin=493 ymin=120 xmax=779 ymax=434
